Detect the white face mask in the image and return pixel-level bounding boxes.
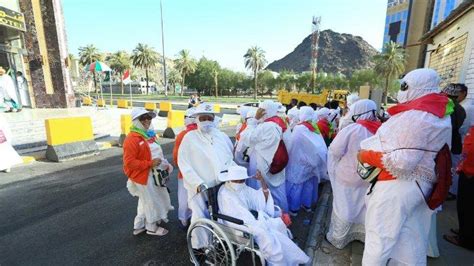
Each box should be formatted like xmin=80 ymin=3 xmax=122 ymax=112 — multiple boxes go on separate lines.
xmin=397 ymin=90 xmax=409 ymax=103
xmin=227 ymin=181 xmax=246 ymax=192
xmin=198 ymin=121 xmax=215 ymax=133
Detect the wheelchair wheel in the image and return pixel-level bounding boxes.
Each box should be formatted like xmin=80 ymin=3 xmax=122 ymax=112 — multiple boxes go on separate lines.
xmin=187 ymin=218 xmax=236 ymax=266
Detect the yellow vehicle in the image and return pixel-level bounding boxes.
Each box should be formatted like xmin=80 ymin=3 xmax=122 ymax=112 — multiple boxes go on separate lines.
xmin=277 ymin=89 xmax=350 ymax=107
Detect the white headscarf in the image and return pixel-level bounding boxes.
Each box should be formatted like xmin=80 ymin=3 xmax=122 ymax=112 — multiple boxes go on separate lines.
xmin=397 ymin=68 xmax=440 ymax=103
xmin=349 ymin=99 xmax=377 ymax=121
xmin=132 ymin=118 xmax=154 ymax=131
xmin=299 ymin=106 xmax=314 ymax=122
xmin=346 ymin=93 xmax=360 ymax=107
xmin=316 ymin=107 xmax=330 ymax=121
xmin=238 ymin=106 xmax=251 ymax=121
xmin=185 ymin=107 xmax=197 ymax=126
xmin=288 ymin=107 xmax=300 ymax=129
xmin=259 ymin=100 xmax=279 ymax=120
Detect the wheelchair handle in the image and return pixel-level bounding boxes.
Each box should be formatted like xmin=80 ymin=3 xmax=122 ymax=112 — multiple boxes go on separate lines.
xmin=214 ymin=213 xmax=244 ymax=225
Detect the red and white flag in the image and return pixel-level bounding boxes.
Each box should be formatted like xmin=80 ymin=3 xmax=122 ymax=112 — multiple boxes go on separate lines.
xmin=122 ymin=70 xmax=131 ymax=85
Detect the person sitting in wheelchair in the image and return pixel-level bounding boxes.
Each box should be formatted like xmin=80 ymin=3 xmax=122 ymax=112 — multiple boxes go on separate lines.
xmin=218 ymin=165 xmax=310 ymax=265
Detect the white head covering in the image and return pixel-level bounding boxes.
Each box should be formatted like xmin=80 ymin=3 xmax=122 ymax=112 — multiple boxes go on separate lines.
xmin=246 ymin=108 xmax=257 ymax=119
xmin=218 ymin=165 xmax=249 ymax=182
xmin=299 ymin=106 xmax=314 ymax=122
xmin=349 ymin=99 xmax=377 ymax=121
xmin=259 ymin=100 xmax=279 ymax=119
xmin=346 ymin=93 xmax=360 ymax=107
xmin=316 ymin=107 xmax=330 ymax=121
xmin=194 ymin=103 xmax=216 ymax=116
xmin=185 ymin=107 xmax=197 ymax=126
xmin=131 ymin=107 xmax=156 ymax=121
xmin=238 ymin=106 xmax=251 ymax=120
xmin=398 ymin=68 xmax=440 ymax=103
xmin=277 ymin=103 xmax=286 ymax=115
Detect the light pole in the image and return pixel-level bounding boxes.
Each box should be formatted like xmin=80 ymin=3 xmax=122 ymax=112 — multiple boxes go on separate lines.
xmin=160 ymin=0 xmax=168 ymax=96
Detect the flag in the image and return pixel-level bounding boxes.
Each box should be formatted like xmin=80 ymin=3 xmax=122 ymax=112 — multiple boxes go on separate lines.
xmin=122 ymin=70 xmax=131 ymax=85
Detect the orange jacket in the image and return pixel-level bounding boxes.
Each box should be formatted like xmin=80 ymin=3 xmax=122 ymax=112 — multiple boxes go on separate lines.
xmin=458 ymin=126 xmax=474 ymax=177
xmin=359 ymin=150 xmax=395 ymax=181
xmin=173 ymin=124 xmax=197 ymax=179
xmin=123 ymin=132 xmax=154 ymax=185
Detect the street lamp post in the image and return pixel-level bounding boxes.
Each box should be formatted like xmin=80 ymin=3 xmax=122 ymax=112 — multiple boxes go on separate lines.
xmin=160 ymin=0 xmax=168 ymax=96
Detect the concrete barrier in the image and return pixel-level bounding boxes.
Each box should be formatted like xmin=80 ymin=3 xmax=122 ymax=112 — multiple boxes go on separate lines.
xmin=119 ymin=114 xmax=132 ymax=146
xmin=163 ymin=110 xmax=185 ymax=138
xmin=159 ymin=101 xmax=172 ymax=117
xmin=145 ymin=102 xmax=157 ymax=111
xmin=213 ymin=104 xmax=221 ymax=113
xmin=117 ymin=99 xmax=129 ymax=109
xmin=45 ymin=117 xmax=99 ymax=162
xmin=82 ymin=96 xmax=92 ymax=106
xmin=97 ymin=98 xmax=106 ymax=107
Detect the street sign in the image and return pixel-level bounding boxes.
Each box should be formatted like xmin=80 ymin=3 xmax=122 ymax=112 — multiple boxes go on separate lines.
xmin=0 ymin=6 xmax=26 ymax=32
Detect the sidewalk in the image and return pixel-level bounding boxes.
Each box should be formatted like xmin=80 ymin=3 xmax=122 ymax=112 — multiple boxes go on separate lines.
xmin=306 ymin=183 xmax=474 ymax=265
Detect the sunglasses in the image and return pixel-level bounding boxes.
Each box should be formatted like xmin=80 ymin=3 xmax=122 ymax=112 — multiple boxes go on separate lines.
xmin=139 ymin=114 xmax=153 ymax=121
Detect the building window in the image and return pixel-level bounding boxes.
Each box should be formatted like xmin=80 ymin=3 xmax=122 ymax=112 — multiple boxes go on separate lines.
xmin=432 ymin=0 xmax=440 ymax=29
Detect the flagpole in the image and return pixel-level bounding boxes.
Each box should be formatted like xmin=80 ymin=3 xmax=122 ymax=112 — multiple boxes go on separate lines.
xmin=129 ymin=82 xmax=133 ymax=107
xmin=160 ymin=0 xmax=168 ymax=97
xmin=110 ymin=71 xmax=113 ymax=108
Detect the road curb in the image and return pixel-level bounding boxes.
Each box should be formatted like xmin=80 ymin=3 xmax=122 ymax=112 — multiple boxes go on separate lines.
xmin=305 ymin=181 xmax=332 ymax=265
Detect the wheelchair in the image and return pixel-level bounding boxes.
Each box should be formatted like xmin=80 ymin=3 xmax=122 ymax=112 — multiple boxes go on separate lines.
xmin=187 ymin=183 xmax=279 ymax=266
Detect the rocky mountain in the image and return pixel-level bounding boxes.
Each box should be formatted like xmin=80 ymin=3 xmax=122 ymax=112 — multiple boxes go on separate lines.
xmin=266 ymin=29 xmax=379 ymax=76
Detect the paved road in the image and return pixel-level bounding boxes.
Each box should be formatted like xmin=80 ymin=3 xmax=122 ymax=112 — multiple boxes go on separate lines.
xmin=0 ymin=141 xmax=313 ymax=265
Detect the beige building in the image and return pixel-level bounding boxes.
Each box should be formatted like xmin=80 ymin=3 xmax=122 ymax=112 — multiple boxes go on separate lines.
xmin=0 ymin=0 xmax=74 ymax=109
xmin=421 ymin=1 xmax=474 ymax=100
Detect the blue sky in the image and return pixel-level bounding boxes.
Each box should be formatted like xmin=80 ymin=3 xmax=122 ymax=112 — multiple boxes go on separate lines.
xmin=63 ymin=0 xmax=387 ymax=72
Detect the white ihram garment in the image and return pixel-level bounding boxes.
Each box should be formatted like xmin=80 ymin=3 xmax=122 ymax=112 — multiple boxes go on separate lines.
xmin=178 ymin=128 xmax=235 ymax=248
xmin=326 ymin=123 xmax=373 ymax=249
xmin=242 ymin=119 xmax=289 ymax=212
xmin=218 ymin=183 xmax=309 ymax=266
xmin=0 ymin=115 xmax=22 ymax=171
xmin=360 ymin=109 xmax=451 ymax=265
xmin=286 ymin=123 xmax=327 ymax=211
xmin=127 ymin=142 xmax=174 ymax=232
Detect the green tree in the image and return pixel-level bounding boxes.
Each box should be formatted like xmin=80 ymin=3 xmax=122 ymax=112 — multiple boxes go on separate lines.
xmin=349 ymin=69 xmax=381 ymax=92
xmin=107 ymin=51 xmax=131 ymax=94
xmin=78 ymin=45 xmax=102 ymax=92
xmin=276 ymin=70 xmax=297 ymax=92
xmin=174 ymin=49 xmax=197 ymax=96
xmin=297 ymin=72 xmax=312 ymax=93
xmin=167 ymin=69 xmax=182 ymax=95
xmin=373 ymin=41 xmax=406 ymax=105
xmin=244 ymin=46 xmax=267 ymax=99
xmin=187 ymin=57 xmax=221 ymax=96
xmin=131 ymin=43 xmax=159 ymax=94
xmin=258 ymin=70 xmax=276 ymax=95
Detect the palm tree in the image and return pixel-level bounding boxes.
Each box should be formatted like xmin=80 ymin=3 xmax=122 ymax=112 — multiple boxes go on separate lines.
xmin=213 ymin=68 xmax=219 ymax=98
xmin=168 ymin=69 xmax=182 ymax=95
xmin=107 ymin=51 xmax=131 ymax=94
xmin=131 ymin=43 xmax=159 ymax=94
xmin=174 ymin=49 xmax=197 ymax=96
xmin=78 ymin=45 xmax=102 ymax=92
xmin=244 ymin=46 xmax=267 ymax=99
xmin=374 ymin=41 xmax=406 ymax=105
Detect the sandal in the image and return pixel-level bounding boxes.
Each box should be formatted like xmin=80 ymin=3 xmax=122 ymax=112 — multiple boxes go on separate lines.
xmin=450 ymin=228 xmax=459 ymax=235
xmin=133 ymin=228 xmax=146 ymax=235
xmin=443 ymin=234 xmax=462 ymax=247
xmin=147 ymin=226 xmax=168 ymax=236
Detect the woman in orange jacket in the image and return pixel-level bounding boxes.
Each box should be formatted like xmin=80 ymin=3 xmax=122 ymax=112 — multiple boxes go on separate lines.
xmin=123 ymin=108 xmax=174 ymax=236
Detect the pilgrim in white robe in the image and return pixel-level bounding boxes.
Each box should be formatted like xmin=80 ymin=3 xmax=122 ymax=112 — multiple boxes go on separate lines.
xmin=127 ymin=142 xmax=174 ymax=231
xmin=218 ymin=183 xmax=309 ymax=266
xmin=361 ymin=109 xmax=451 ymax=265
xmin=285 ymin=122 xmax=327 ymax=213
xmin=0 ymin=115 xmax=22 ymax=171
xmin=241 ymin=118 xmax=289 ymax=212
xmin=326 ymin=123 xmax=373 ymax=249
xmin=178 ymin=127 xmax=235 ymax=248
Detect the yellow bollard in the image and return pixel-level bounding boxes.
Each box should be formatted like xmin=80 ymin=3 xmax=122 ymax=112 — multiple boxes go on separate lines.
xmin=145 ymin=102 xmax=157 ymax=111
xmin=213 ymin=104 xmax=221 ymax=113
xmin=97 ymin=98 xmax=106 ymax=107
xmin=117 ymin=99 xmax=129 ymax=109
xmin=45 ymin=117 xmax=99 ymax=161
xmin=119 ymin=114 xmax=132 ymax=146
xmin=159 ymin=101 xmax=172 ymax=117
xmin=82 ymin=96 xmax=92 ymax=106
